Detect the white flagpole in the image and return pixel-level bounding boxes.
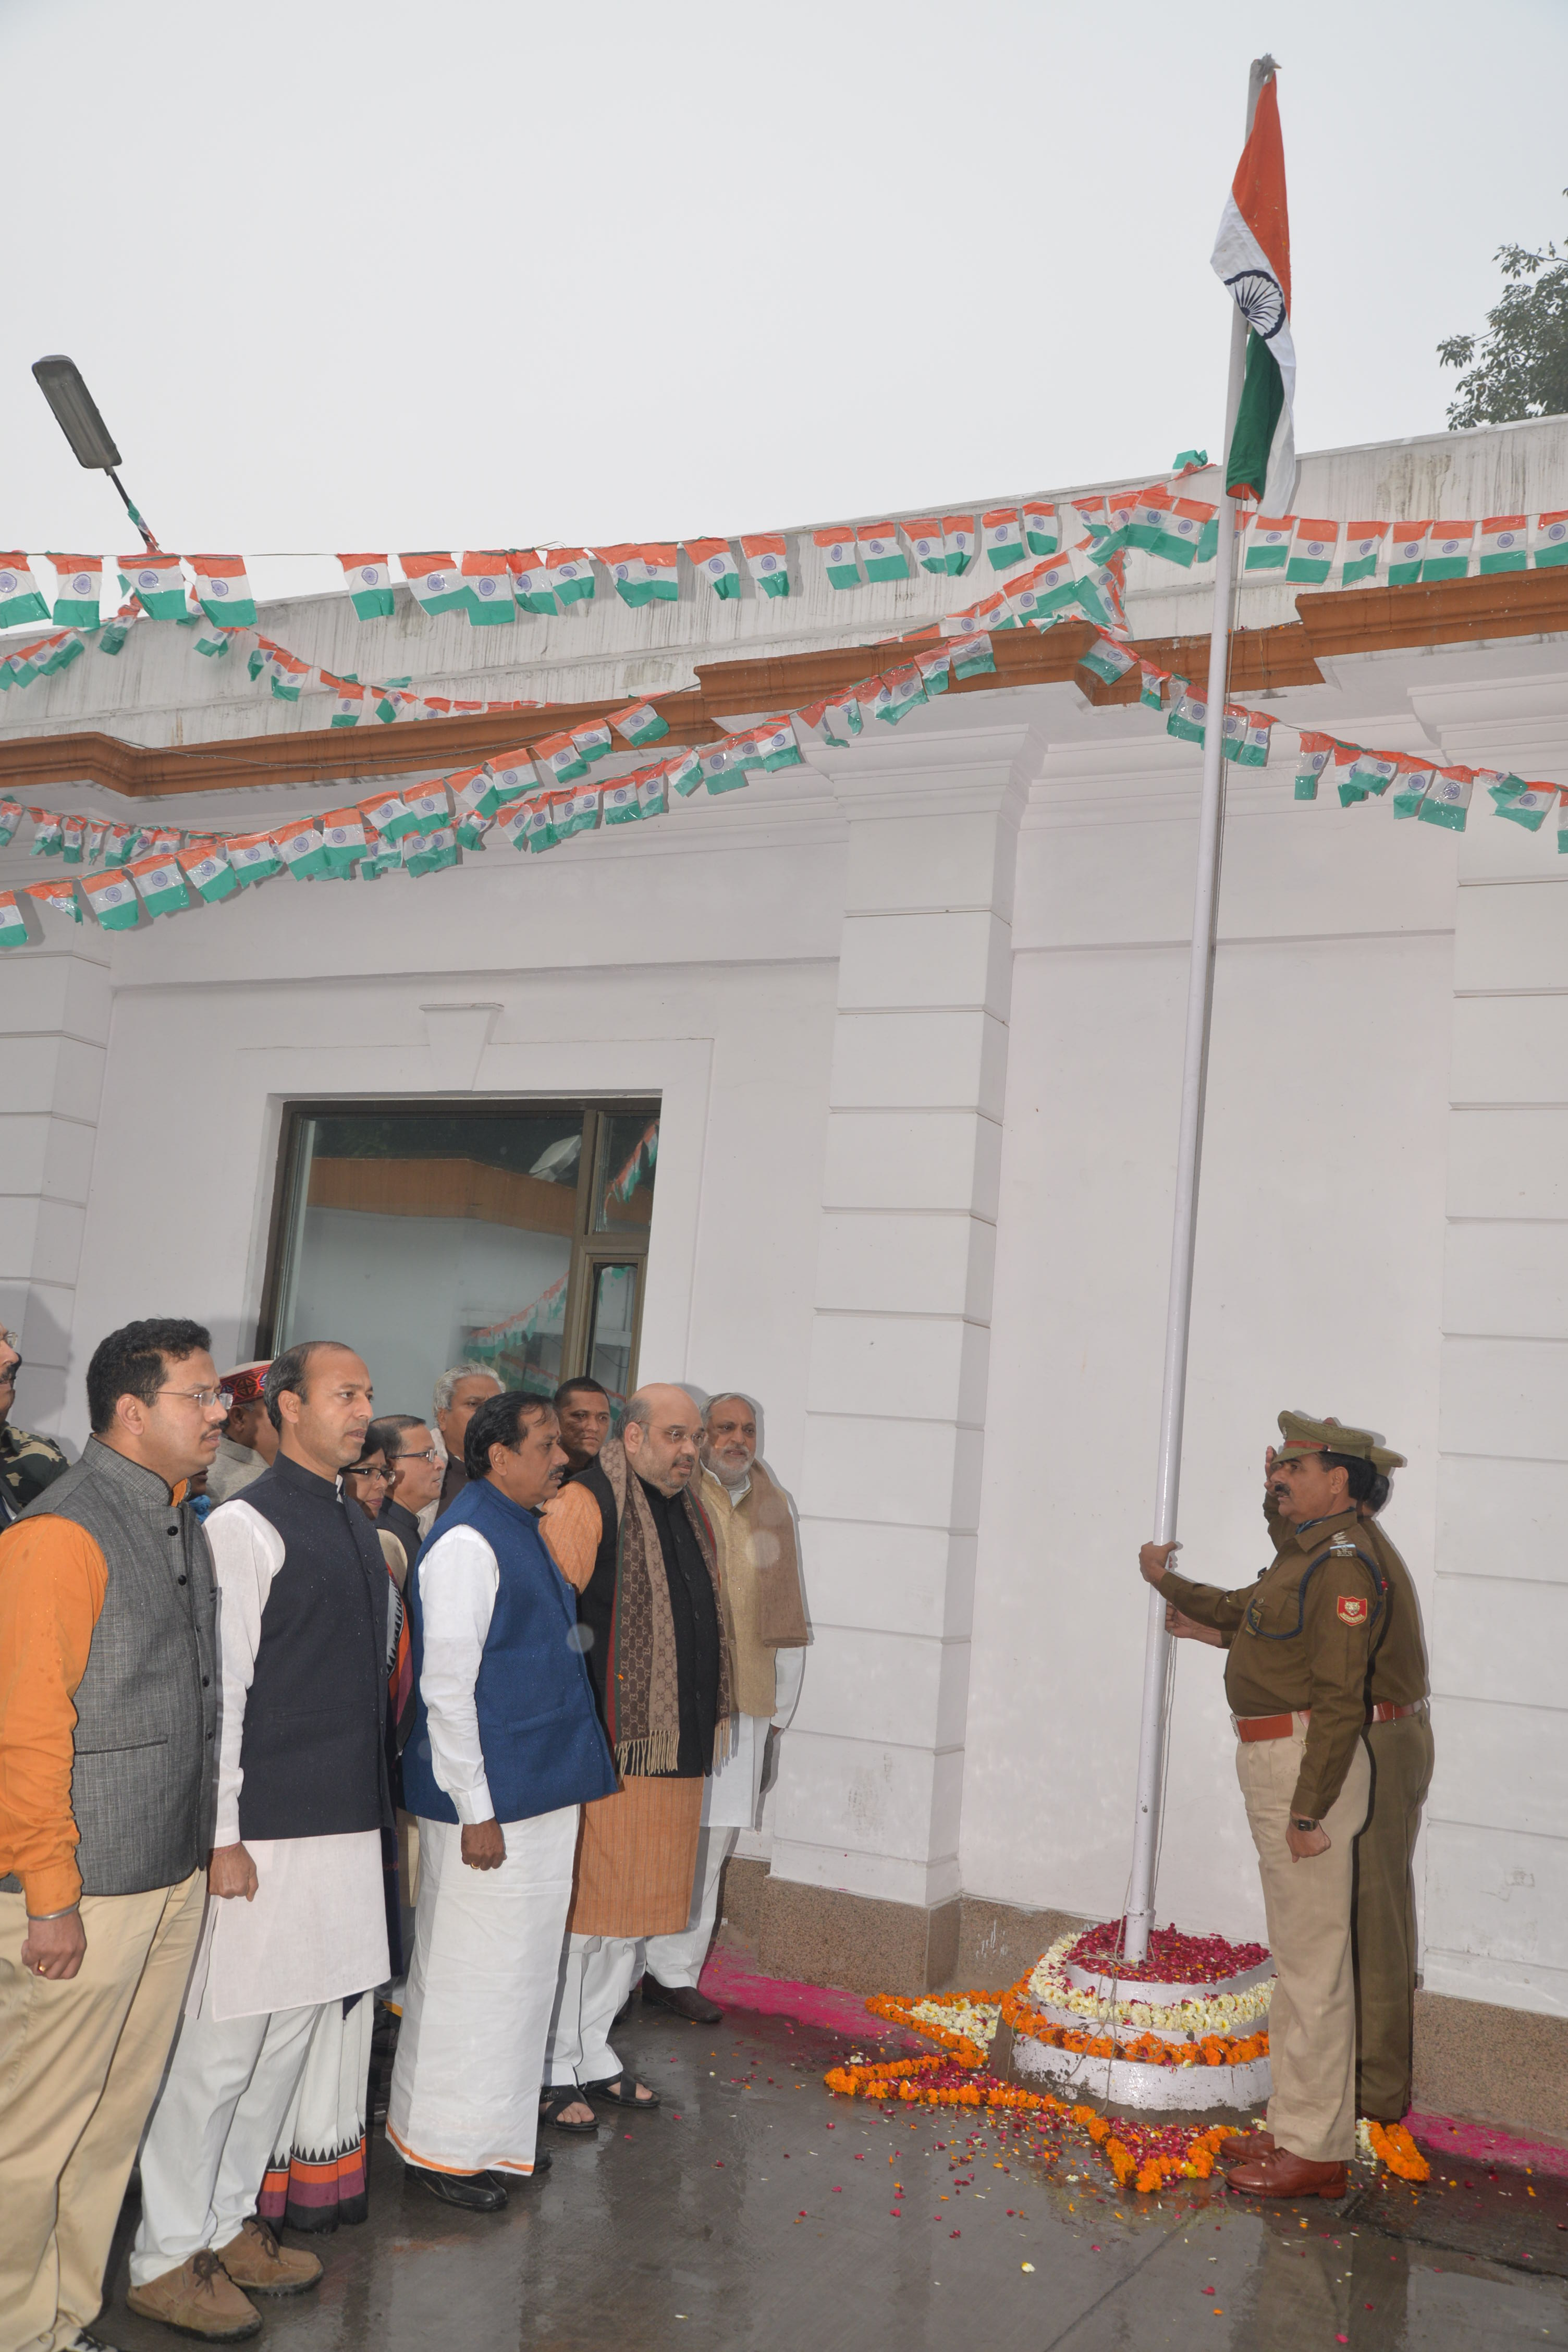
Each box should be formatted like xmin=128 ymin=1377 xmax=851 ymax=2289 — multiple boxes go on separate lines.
xmin=1122 ymin=55 xmax=1278 ymax=1967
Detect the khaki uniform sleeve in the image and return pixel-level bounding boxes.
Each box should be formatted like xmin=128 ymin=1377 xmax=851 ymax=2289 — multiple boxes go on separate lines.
xmin=1292 ymin=1555 xmax=1379 ymax=1820
xmin=1157 ymin=1567 xmax=1250 ymax=1635
xmin=541 ymin=1483 xmax=601 ymax=1595
xmin=0 ymin=1517 xmax=108 ymax=1913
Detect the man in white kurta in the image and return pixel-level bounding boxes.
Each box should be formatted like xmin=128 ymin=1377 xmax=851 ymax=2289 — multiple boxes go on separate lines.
xmin=387 ymin=1393 xmax=616 ymax=2210
xmin=128 ymin=1345 xmax=389 ymax=2341
xmin=642 ymin=1393 xmax=807 ymax=2022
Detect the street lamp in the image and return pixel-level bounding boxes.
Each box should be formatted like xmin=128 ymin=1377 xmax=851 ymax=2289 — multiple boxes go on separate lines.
xmin=31 ymin=355 xmax=161 ymax=552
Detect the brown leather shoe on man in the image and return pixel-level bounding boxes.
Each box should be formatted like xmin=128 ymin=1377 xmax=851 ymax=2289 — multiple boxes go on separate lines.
xmin=126 ymin=2250 xmax=262 ymax=2339
xmin=1224 ymin=2146 xmax=1349 ymax=2200
xmin=218 ymin=2216 xmax=324 ymax=2295
xmin=1216 ymin=2128 xmax=1275 ymax=2163
xmin=640 ymin=1976 xmax=723 ymax=2025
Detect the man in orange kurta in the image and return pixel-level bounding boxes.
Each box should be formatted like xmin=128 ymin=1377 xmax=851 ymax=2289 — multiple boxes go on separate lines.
xmin=540 ymin=1386 xmax=730 ymax=2129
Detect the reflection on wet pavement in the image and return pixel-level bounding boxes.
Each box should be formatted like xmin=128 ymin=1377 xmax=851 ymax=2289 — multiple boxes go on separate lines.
xmin=104 ymin=2001 xmax=1567 ymax=2351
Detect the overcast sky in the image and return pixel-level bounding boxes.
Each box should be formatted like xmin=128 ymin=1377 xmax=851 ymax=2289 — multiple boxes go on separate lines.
xmin=6 ymin=0 xmax=1566 ymax=604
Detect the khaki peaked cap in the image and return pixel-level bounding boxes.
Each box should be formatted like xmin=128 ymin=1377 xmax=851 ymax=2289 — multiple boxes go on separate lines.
xmin=1276 ymin=1410 xmax=1406 ymax=1474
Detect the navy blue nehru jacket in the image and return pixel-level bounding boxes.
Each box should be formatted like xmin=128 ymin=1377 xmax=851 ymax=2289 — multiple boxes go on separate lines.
xmin=399 ymin=1475 xmax=617 ymax=1826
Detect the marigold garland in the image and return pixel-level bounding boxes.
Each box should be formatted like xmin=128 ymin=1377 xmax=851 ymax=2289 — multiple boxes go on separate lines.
xmin=999 ymin=1981 xmax=1269 ymax=2069
xmin=1362 ymin=2118 xmax=1431 ymax=2181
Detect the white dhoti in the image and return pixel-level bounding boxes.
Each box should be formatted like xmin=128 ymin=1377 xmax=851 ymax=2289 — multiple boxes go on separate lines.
xmin=386 ymin=1804 xmax=579 ymax=2177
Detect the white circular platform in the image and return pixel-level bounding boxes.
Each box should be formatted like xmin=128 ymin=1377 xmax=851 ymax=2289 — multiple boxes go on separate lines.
xmin=1009 ymin=2030 xmax=1271 ymax=2113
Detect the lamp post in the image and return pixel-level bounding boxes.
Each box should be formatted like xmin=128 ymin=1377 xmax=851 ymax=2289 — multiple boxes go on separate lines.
xmin=31 ymin=355 xmax=162 ymax=553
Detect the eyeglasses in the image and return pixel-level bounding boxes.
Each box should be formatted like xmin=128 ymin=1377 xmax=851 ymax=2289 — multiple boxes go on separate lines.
xmin=395 ymin=1448 xmax=440 ymax=1465
xmin=347 ymin=1463 xmax=394 ymax=1484
xmin=158 ymin=1387 xmax=234 ymax=1412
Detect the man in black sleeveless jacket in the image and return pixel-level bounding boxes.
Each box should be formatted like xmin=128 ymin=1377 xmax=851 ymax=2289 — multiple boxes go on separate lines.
xmin=0 ymin=1317 xmax=224 ymax=2352
xmin=129 ymin=1344 xmax=390 ymax=2342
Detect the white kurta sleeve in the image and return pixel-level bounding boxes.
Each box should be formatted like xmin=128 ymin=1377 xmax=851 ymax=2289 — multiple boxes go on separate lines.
xmin=203 ymin=1499 xmax=286 ymax=1847
xmin=415 ymin=1523 xmax=500 ymax=1826
xmin=772 ymin=1642 xmax=805 ymax=1728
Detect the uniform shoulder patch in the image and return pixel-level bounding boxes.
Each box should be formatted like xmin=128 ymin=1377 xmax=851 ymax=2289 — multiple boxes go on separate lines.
xmin=1336 ymin=1594 xmax=1369 ymax=1625
xmin=1328 ymin=1534 xmax=1358 ymax=1554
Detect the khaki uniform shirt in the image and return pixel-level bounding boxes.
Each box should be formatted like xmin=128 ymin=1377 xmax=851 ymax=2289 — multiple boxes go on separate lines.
xmin=1159 ymin=1507 xmax=1383 ymax=1821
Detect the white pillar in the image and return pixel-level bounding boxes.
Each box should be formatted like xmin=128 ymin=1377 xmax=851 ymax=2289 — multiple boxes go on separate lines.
xmin=764 ymin=725 xmax=1027 ymax=1987
xmin=0 ymin=944 xmax=110 ymax=1435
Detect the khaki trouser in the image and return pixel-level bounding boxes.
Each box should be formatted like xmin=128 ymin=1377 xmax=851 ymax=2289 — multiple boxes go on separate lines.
xmin=1354 ymin=1709 xmax=1435 ymax=2123
xmin=1236 ymin=1724 xmax=1370 ymax=2165
xmin=0 ymin=1873 xmax=204 ymax=2352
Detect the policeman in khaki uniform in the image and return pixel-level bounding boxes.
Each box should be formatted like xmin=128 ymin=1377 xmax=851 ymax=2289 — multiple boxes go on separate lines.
xmin=1140 ymin=1413 xmax=1402 ymax=2200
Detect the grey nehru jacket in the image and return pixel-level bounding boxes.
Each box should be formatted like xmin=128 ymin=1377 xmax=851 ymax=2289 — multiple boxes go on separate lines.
xmin=0 ymin=1438 xmax=218 ymax=1897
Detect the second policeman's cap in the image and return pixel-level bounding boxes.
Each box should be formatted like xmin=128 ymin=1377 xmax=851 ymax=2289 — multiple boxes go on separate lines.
xmin=1276 ymin=1410 xmax=1406 ymax=1473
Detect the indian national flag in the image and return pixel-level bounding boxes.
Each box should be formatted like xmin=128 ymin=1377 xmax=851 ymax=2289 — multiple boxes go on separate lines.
xmin=1125 ymin=489 xmax=1173 ymax=555
xmin=754 ymin=718 xmax=804 ymax=771
xmin=1536 ymin=512 xmax=1568 ymax=568
xmin=0 ymin=555 xmax=48 ymax=629
xmin=462 ymin=552 xmax=518 ymax=623
xmin=602 ymin=773 xmax=644 ymax=825
xmin=875 ymin=666 xmax=926 ymax=725
xmin=942 ymin=514 xmax=977 ymax=574
xmin=1139 ymin=662 xmax=1169 ymax=709
xmin=60 ymin=816 xmax=86 ymax=865
xmin=227 ymin=831 xmax=283 ymax=886
xmin=1030 ymin=552 xmax=1081 ymax=618
xmin=1069 ymin=495 xmax=1108 ymax=548
xmin=338 ymin=554 xmax=395 ymax=618
xmin=359 ymin=788 xmax=418 ymax=842
xmin=449 ymin=766 xmax=491 ymax=822
xmin=81 ymin=867 xmax=140 ymax=930
xmin=950 ymin=631 xmax=995 ymax=681
xmin=1222 ymin=705 xmax=1273 ymax=766
xmin=189 ymin=556 xmax=257 ymax=627
xmin=822 ymin=687 xmax=862 ymax=743
xmin=686 ymin=538 xmax=742 ymax=598
xmin=664 ymin=750 xmax=701 ymax=798
xmin=601 ymin=545 xmax=652 ymax=606
xmin=487 ymin=754 xmax=543 ymax=807
xmin=1341 ymin=522 xmax=1387 ymax=585
xmin=0 ymin=891 xmax=29 ymax=947
xmin=121 ymin=553 xmax=187 ymax=619
xmin=1493 ymin=779 xmax=1559 ymax=834
xmin=1213 ymin=71 xmax=1296 ymax=511
xmin=401 ymin=553 xmax=469 ymax=617
xmin=401 ymin=784 xmax=450 ymax=835
xmin=915 ymin=648 xmax=951 ymax=699
xmin=727 ymin=731 xmax=765 ymax=775
xmin=30 ymin=811 xmax=64 ymax=856
xmin=571 ymin=722 xmax=613 ymax=766
xmin=98 ymin=605 xmax=136 ymax=655
xmin=637 ymin=767 xmax=668 ymax=819
xmin=1418 ymin=767 xmax=1474 ymax=831
xmin=127 ymin=852 xmax=187 ymax=915
xmin=1390 ymin=760 xmax=1437 ymax=820
xmin=545 ymin=548 xmax=596 ymax=605
xmin=983 ymin=508 xmax=1025 ymax=570
xmin=1293 ymin=729 xmax=1336 ymax=800
xmin=536 ymin=731 xmax=589 ymax=786
xmin=1387 ymin=523 xmax=1430 ymax=586
xmin=1160 ymin=499 xmax=1216 ymax=568
xmin=1245 ymin=514 xmax=1294 ymax=571
xmin=404 ymin=825 xmax=459 ymax=877
xmin=1002 ymin=566 xmax=1048 ymax=627
xmin=1167 ymin=682 xmax=1209 ymax=744
xmin=1348 ymin=750 xmax=1401 ymax=801
xmin=1023 ymin=501 xmax=1059 ymax=556
xmin=174 ymin=841 xmax=236 ymax=902
xmin=508 ymin=553 xmax=558 ymax=615
xmin=0 ymin=798 xmax=22 ymax=846
xmin=563 ymin=782 xmax=602 ymax=837
xmin=904 ymin=519 xmax=947 ymax=574
xmin=740 ymin=533 xmax=790 ymax=597
xmin=1477 ymin=516 xmax=1527 ymax=575
xmin=644 ymin=544 xmax=680 ymax=602
xmin=1423 ymin=522 xmax=1474 ymax=583
xmin=319 ymin=811 xmax=367 ymax=876
xmin=50 ymin=556 xmax=103 ymax=628
xmin=24 ymin=877 xmax=81 ymax=923
xmin=855 ymin=525 xmax=906 ymax=585
xmin=609 ymin=699 xmax=669 ymax=748
xmin=700 ymin=742 xmax=743 ymax=795
xmin=1286 ymin=518 xmax=1338 ymax=585
xmin=274 ymin=817 xmax=328 ymax=879
xmin=812 ymin=529 xmax=861 ymax=590
xmin=1079 ymin=636 xmax=1136 ymax=687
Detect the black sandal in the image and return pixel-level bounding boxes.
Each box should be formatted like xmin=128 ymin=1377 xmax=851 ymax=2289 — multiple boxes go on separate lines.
xmin=538 ymin=2084 xmax=599 ymax=2133
xmin=581 ymin=2075 xmax=661 ymax=2110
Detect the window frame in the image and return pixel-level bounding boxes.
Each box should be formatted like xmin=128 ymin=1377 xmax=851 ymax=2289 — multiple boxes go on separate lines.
xmin=255 ymin=1095 xmax=659 ymax=1397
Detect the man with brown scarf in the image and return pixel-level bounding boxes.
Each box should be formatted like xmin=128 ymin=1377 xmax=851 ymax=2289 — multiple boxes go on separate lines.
xmin=539 ymin=1386 xmax=730 ymax=2128
xmin=643 ymin=1392 xmax=808 ymax=2022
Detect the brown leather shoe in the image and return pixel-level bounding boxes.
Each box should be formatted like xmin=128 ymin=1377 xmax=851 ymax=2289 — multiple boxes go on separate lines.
xmin=1217 ymin=2128 xmax=1275 ymax=2163
xmin=1224 ymin=2146 xmax=1349 ymax=2200
xmin=218 ymin=2216 xmax=323 ymax=2295
xmin=640 ymin=1977 xmax=724 ymax=2025
xmin=127 ymin=2250 xmax=262 ymax=2339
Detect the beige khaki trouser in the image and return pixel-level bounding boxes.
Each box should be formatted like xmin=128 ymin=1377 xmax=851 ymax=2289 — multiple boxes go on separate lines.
xmin=0 ymin=1873 xmax=205 ymax=2352
xmin=1235 ymin=1725 xmax=1370 ymax=2165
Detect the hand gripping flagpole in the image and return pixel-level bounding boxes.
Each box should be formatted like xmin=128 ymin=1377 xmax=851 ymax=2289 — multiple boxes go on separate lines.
xmin=1122 ymin=55 xmax=1279 ymax=1968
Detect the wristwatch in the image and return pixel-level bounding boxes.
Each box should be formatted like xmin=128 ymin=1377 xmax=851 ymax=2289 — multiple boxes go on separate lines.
xmin=1290 ymin=1816 xmax=1320 ymax=1832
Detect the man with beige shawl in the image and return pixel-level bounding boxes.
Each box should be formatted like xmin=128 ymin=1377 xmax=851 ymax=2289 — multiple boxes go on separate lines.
xmin=642 ymin=1391 xmax=809 ymax=2022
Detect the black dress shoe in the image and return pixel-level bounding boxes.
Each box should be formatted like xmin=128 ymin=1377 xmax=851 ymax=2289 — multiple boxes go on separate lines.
xmin=640 ymin=1977 xmax=723 ymax=2025
xmin=410 ymin=2166 xmax=509 ymax=2212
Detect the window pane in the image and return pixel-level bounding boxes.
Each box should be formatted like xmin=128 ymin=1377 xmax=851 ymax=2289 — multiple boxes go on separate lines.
xmin=274 ymin=1111 xmax=585 ymax=1415
xmin=585 ymin=1263 xmax=639 ymax=1420
xmin=594 ymin=1114 xmax=659 ymax=1234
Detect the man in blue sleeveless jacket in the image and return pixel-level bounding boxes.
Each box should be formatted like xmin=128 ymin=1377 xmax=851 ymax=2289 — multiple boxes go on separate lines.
xmin=388 ymin=1391 xmax=615 ymax=2211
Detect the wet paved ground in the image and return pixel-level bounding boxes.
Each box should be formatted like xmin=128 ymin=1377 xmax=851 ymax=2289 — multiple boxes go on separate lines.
xmin=105 ymin=2000 xmax=1568 ymax=2352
